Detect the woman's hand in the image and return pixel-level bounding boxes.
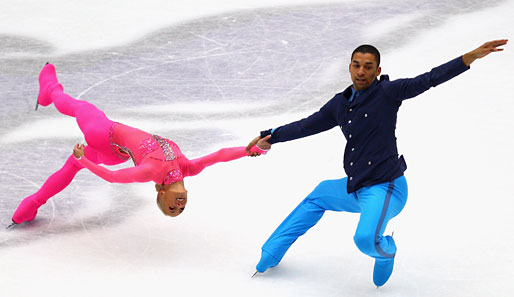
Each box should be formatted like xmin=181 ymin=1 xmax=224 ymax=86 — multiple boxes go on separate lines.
xmin=246 ymin=136 xmax=261 ymax=156
xmin=246 ymin=135 xmax=271 ymax=157
xmin=73 ymin=144 xmax=85 ymax=159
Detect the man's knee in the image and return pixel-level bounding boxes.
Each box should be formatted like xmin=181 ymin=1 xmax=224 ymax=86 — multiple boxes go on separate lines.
xmin=353 ymin=231 xmax=376 ymax=255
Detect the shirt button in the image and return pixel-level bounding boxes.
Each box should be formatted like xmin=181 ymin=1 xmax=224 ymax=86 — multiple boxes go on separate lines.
xmin=351 ymin=147 xmax=355 ymax=151
xmin=348 ymin=120 xmax=352 ymax=124
xmin=368 ymin=161 xmax=372 ymax=166
xmin=349 ymin=134 xmax=352 ymax=138
xmin=349 ymin=108 xmax=353 ymax=112
xmin=364 ymin=113 xmax=368 ymax=118
xmin=349 ymin=177 xmax=353 ymax=181
xmin=350 ymin=162 xmax=354 ymax=166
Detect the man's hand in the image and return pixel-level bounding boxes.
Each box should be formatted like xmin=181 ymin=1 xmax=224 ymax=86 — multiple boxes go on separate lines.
xmin=246 ymin=135 xmax=272 ymax=157
xmin=73 ymin=144 xmax=85 ymax=159
xmin=257 ymin=135 xmax=272 ymax=151
xmin=463 ymin=39 xmax=508 ymax=66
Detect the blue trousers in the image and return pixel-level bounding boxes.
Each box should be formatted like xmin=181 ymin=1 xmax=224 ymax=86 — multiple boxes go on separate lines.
xmin=261 ymin=176 xmax=408 ymax=265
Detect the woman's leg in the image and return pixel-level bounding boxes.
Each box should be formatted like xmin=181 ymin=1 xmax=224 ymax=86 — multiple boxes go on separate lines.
xmin=13 ymin=65 xmax=128 ymax=224
xmin=37 ymin=63 xmax=122 ymax=165
xmin=11 ymin=147 xmax=105 ymax=224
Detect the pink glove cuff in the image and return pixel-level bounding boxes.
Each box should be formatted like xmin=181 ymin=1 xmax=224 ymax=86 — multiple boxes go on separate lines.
xmin=249 ymin=144 xmax=269 ymax=155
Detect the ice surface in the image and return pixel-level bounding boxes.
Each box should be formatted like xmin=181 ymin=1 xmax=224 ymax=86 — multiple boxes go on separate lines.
xmin=1 ymin=0 xmax=513 ymax=296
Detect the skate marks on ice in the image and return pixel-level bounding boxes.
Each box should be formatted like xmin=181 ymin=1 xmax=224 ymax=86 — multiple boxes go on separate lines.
xmin=0 ymin=0 xmax=505 ymax=246
xmin=0 ymin=140 xmax=146 ymax=247
xmin=1 ymin=0 xmax=504 ymax=115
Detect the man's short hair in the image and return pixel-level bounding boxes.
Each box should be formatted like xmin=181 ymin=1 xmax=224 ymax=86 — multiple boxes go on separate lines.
xmin=351 ymin=45 xmax=381 ymax=67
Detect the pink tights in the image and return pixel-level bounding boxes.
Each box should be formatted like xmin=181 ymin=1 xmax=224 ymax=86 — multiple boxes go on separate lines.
xmin=12 ymin=64 xmax=125 ymax=223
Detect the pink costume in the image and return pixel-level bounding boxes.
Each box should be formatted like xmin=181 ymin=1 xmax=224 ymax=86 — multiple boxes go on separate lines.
xmin=12 ymin=64 xmax=266 ymax=224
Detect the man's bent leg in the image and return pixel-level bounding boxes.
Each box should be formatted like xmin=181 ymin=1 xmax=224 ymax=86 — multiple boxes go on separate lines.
xmin=352 ymin=176 xmax=408 ymax=286
xmin=257 ymin=177 xmax=359 ymax=273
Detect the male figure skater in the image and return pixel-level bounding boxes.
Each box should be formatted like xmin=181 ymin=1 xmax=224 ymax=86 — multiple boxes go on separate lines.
xmin=246 ymin=39 xmax=508 ymax=287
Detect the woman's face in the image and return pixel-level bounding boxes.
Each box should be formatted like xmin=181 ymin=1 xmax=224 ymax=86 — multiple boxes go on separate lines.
xmin=156 ymin=182 xmax=188 ymax=217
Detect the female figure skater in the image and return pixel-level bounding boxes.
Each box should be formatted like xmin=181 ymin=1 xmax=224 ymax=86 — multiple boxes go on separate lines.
xmin=10 ymin=63 xmax=269 ymax=225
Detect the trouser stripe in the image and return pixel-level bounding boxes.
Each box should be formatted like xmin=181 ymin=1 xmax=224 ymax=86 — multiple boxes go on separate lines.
xmin=375 ymin=180 xmax=395 ymax=258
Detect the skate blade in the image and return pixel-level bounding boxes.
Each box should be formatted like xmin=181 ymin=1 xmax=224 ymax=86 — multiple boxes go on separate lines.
xmin=251 ymin=271 xmax=258 ymax=278
xmin=35 ymin=62 xmax=50 ymax=111
xmin=6 ymin=222 xmax=18 ymax=230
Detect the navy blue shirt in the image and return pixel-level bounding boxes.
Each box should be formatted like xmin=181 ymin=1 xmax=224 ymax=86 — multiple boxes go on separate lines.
xmin=261 ymin=56 xmax=470 ymax=193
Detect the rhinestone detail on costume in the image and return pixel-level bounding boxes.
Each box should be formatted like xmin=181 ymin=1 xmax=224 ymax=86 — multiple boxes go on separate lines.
xmin=163 ymin=169 xmax=184 ymax=184
xmin=140 ymin=135 xmax=176 ymax=161
xmin=154 ymin=135 xmax=176 ymax=161
xmin=109 ymin=123 xmax=134 ymax=164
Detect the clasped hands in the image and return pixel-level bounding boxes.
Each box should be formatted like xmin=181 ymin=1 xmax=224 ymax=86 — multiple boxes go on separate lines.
xmin=246 ymin=135 xmax=272 ymax=157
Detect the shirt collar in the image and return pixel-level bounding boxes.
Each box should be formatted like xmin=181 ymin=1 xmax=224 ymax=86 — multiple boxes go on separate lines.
xmin=342 ymin=78 xmax=379 ymax=105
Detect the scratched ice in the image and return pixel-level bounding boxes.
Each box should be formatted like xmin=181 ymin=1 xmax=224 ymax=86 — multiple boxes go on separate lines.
xmin=0 ymin=1 xmax=513 ymax=297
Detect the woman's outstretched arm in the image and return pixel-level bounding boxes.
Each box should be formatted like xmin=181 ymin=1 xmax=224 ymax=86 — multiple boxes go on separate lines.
xmin=183 ymin=144 xmax=267 ymax=177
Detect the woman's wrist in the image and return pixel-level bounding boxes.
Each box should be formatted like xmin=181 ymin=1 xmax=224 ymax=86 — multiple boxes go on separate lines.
xmin=251 ymin=144 xmax=269 ymax=154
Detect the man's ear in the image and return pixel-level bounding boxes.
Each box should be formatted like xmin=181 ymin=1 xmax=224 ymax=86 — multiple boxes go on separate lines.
xmin=155 ymin=184 xmax=163 ymax=192
xmin=377 ymin=66 xmax=382 ymax=77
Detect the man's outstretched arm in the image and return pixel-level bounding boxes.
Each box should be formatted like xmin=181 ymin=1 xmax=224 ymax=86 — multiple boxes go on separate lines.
xmin=246 ymin=98 xmax=339 ymax=155
xmin=385 ymin=39 xmax=508 ymax=102
xmin=462 ymin=39 xmax=508 ymax=66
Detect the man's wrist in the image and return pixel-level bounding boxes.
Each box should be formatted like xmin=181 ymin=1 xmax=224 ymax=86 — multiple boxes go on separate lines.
xmin=260 ymin=129 xmax=273 ymax=138
xmin=462 ymin=52 xmax=476 ymax=67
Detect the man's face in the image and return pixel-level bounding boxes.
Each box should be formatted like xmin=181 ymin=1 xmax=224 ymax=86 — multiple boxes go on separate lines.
xmin=349 ymin=52 xmax=381 ymax=91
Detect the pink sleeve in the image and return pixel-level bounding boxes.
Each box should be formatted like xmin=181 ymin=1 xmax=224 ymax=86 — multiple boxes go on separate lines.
xmin=77 ymin=157 xmax=155 ymax=183
xmin=183 ymin=145 xmax=266 ymax=177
